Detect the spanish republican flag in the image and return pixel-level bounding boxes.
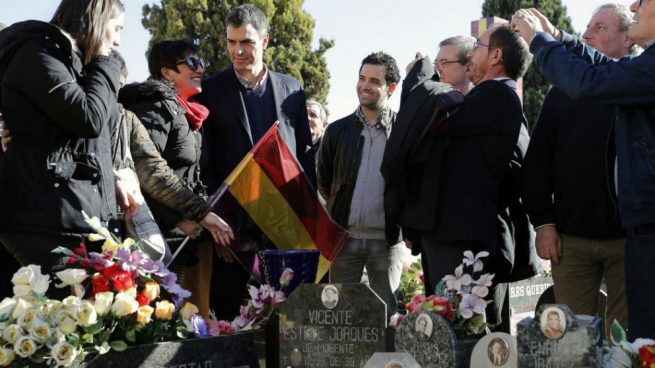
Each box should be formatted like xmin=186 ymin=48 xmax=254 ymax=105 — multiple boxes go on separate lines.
xmin=222 ymin=122 xmax=348 ymax=281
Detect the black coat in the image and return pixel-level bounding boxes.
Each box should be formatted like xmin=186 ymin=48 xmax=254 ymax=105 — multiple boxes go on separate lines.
xmin=0 ymin=21 xmax=120 ymax=234
xmin=119 ymin=79 xmax=204 ymax=232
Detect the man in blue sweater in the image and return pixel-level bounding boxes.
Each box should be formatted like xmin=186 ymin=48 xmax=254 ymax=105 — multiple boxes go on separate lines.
xmin=512 ymin=1 xmax=655 ymax=339
xmin=523 ymin=3 xmax=634 ymax=339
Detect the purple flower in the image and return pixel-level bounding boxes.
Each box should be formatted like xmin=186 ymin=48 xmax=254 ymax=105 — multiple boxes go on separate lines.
xmin=474 ymin=273 xmax=494 ymax=288
xmin=459 ymin=294 xmax=487 ymax=319
xmin=192 ymin=314 xmax=209 ymax=338
xmin=232 ymin=305 xmax=252 ymax=329
xmin=249 ymin=285 xmax=264 ymax=309
xmin=462 ymin=251 xmax=489 ymax=273
xmin=442 ymin=265 xmax=472 ymax=293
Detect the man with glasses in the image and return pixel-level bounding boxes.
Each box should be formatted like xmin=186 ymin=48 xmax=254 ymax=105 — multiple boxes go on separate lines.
xmin=523 ymin=3 xmax=634 ymax=339
xmin=198 ymin=3 xmax=314 ymax=320
xmin=434 ymin=36 xmax=475 ymax=95
xmin=512 ymin=0 xmax=655 ymax=339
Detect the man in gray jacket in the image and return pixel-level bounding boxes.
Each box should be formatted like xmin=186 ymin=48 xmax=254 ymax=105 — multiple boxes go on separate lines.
xmin=317 ymin=52 xmax=404 ymax=315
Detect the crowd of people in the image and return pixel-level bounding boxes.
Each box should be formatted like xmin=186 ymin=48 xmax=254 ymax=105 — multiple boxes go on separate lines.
xmin=1 ymin=0 xmax=654 ymax=342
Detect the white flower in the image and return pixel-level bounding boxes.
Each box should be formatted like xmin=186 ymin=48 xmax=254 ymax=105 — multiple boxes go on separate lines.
xmin=51 ymin=341 xmax=77 ymax=367
xmin=75 ymin=301 xmax=98 ymax=327
xmin=2 ymin=324 xmax=24 ymax=344
xmin=13 ymin=336 xmax=37 ymax=358
xmin=30 ymin=322 xmax=51 ymax=345
xmin=11 ymin=299 xmax=32 ymax=320
xmin=94 ymin=292 xmax=114 ymax=316
xmin=11 ymin=265 xmax=50 ymax=296
xmin=111 ymin=292 xmax=139 ymax=317
xmin=442 ymin=265 xmax=472 ymax=293
xmin=17 ymin=308 xmax=40 ymax=330
xmin=624 ymin=338 xmax=655 ymax=353
xmin=462 ymin=250 xmax=489 ymax=273
xmin=0 ymin=298 xmax=16 ymax=320
xmin=0 ymin=346 xmax=15 ymax=366
xmin=41 ymin=300 xmax=62 ymax=318
xmin=55 ymin=269 xmax=88 ymax=286
xmin=54 ymin=311 xmax=77 ymax=335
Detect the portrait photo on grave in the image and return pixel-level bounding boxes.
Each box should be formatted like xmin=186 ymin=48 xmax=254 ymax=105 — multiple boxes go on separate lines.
xmin=487 ymin=337 xmax=509 ymax=366
xmin=321 ymin=285 xmax=339 ymax=309
xmin=415 ymin=313 xmax=433 ymax=341
xmin=289 ymin=347 xmax=303 ymax=368
xmin=385 ymin=361 xmax=405 ymax=368
xmin=540 ymin=307 xmax=567 ymax=340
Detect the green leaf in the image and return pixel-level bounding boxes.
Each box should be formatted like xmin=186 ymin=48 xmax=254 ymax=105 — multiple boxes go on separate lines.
xmin=610 ymin=319 xmax=627 ymax=345
xmin=85 ymin=322 xmax=105 ymax=335
xmin=125 ymin=329 xmax=136 ymax=343
xmin=109 ymin=340 xmax=128 ymax=352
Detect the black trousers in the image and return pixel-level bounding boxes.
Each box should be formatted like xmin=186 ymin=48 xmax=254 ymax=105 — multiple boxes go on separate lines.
xmin=209 ymin=251 xmax=255 ymax=320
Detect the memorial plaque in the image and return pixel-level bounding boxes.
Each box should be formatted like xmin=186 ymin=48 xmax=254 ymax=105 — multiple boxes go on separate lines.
xmin=278 ymin=283 xmax=387 ymax=368
xmin=517 ymin=304 xmax=602 ymax=368
xmin=363 ymin=352 xmax=420 ymax=368
xmin=470 ymin=332 xmax=517 ymax=368
xmin=395 ymin=312 xmax=456 ymax=368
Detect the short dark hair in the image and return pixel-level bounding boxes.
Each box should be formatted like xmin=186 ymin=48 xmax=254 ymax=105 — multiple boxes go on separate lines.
xmin=225 ymin=4 xmax=269 ymax=36
xmin=148 ymin=39 xmax=198 ymax=80
xmin=50 ymin=0 xmax=125 ymax=65
xmin=488 ymin=24 xmax=532 ymax=80
xmin=359 ymin=51 xmax=400 ymax=86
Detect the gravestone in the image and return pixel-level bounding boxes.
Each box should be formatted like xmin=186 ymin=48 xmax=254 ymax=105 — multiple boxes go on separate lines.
xmin=395 ymin=311 xmax=459 ymax=368
xmin=470 ymin=332 xmax=517 ymax=368
xmin=517 ymin=304 xmax=602 ymax=368
xmin=278 ymin=283 xmax=387 ymax=368
xmin=509 ymin=275 xmax=553 ymax=334
xmin=363 ymin=352 xmax=420 ymax=368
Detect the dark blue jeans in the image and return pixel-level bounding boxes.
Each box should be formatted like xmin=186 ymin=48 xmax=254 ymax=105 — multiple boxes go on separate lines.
xmin=626 ymin=225 xmax=655 ymax=340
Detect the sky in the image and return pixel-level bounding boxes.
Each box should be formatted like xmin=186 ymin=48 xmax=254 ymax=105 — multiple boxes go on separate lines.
xmin=1 ymin=0 xmax=622 ymax=120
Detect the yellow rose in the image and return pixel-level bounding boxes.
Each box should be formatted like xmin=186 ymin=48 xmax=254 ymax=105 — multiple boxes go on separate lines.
xmin=94 ymin=292 xmax=114 ymax=316
xmin=111 ymin=292 xmax=139 ymax=317
xmin=51 ymin=341 xmax=77 ymax=367
xmin=179 ymin=302 xmax=199 ymax=321
xmin=2 ymin=324 xmax=24 ymax=345
xmin=154 ymin=301 xmax=175 ymax=320
xmin=142 ymin=282 xmax=160 ymax=302
xmin=0 ymin=347 xmax=15 ymax=366
xmin=76 ymin=301 xmax=97 ymax=327
xmin=13 ymin=336 xmax=37 ymax=358
xmin=136 ymin=306 xmax=154 ymax=325
xmin=30 ymin=322 xmax=51 ymax=345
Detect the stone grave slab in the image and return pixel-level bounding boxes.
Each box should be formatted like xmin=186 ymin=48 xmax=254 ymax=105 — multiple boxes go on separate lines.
xmin=470 ymin=332 xmax=517 ymax=368
xmin=395 ymin=311 xmax=459 ymax=368
xmin=278 ymin=283 xmax=387 ymax=368
xmin=517 ymin=304 xmax=602 ymax=367
xmin=363 ymin=352 xmax=420 ymax=368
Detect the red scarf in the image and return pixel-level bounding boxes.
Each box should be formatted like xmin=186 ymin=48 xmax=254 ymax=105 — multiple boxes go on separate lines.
xmin=176 ymin=95 xmax=209 ymax=131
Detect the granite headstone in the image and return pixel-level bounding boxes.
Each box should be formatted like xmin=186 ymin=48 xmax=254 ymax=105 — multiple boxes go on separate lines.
xmin=363 ymin=352 xmax=421 ymax=368
xmin=278 ymin=283 xmax=387 ymax=368
xmin=517 ymin=304 xmax=602 ymax=368
xmin=470 ymin=332 xmax=517 ymax=368
xmin=395 ymin=311 xmax=458 ymax=368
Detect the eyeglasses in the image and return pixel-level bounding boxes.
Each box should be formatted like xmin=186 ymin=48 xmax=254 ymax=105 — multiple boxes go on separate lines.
xmin=473 ymin=40 xmax=493 ymax=50
xmin=176 ymin=57 xmax=207 ymax=71
xmin=433 ymin=59 xmax=462 ymax=68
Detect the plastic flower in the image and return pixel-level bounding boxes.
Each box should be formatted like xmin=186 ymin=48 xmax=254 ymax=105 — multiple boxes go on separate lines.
xmin=471 ymin=285 xmax=489 ymax=298
xmin=191 ymin=314 xmax=209 ymax=338
xmin=0 ymin=298 xmax=16 ymax=320
xmin=639 ymin=344 xmax=655 ymax=365
xmin=17 ymin=308 xmax=40 ymax=330
xmin=51 ymin=341 xmax=77 ymax=367
xmin=76 ymin=301 xmax=98 ymax=327
xmin=13 ymin=336 xmax=37 ymax=358
xmin=474 ymin=273 xmax=494 ymax=288
xmin=459 ymin=294 xmax=487 ymax=319
xmin=154 ymin=301 xmax=175 ymax=320
xmin=2 ymin=324 xmax=24 ymax=344
xmin=208 ymin=319 xmax=235 ymax=336
xmin=462 ymin=251 xmax=489 ymax=273
xmin=279 ymin=268 xmax=294 ymax=287
xmin=442 ymin=265 xmax=472 ymax=293
xmin=11 ymin=265 xmax=50 ymax=296
xmin=180 ymin=302 xmax=199 ymax=321
xmin=55 ymin=269 xmax=88 ymax=286
xmin=232 ymin=305 xmax=252 ymax=329
xmin=11 ymin=299 xmax=33 ymax=320
xmin=94 ymin=292 xmax=114 ymax=316
xmin=54 ymin=311 xmax=77 ymax=335
xmin=111 ymin=292 xmax=139 ymax=317
xmin=136 ymin=306 xmax=154 ymax=325
xmin=142 ymin=282 xmax=160 ymax=302
xmin=29 ymin=322 xmax=51 ymax=344
xmin=0 ymin=346 xmax=15 ymax=366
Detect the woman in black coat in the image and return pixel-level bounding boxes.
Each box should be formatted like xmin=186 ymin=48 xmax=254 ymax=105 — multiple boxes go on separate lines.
xmin=0 ymin=0 xmax=129 ymax=275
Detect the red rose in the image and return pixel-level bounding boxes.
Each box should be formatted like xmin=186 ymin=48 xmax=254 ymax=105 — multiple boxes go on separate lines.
xmin=74 ymin=242 xmax=87 ymax=256
xmin=410 ymin=294 xmax=426 ymax=305
xmin=136 ymin=293 xmax=150 ymax=307
xmin=102 ymin=264 xmax=134 ymax=291
xmin=639 ymin=344 xmax=655 ymax=365
xmin=92 ymin=275 xmax=110 ymax=296
xmin=406 ymin=302 xmax=421 ymax=313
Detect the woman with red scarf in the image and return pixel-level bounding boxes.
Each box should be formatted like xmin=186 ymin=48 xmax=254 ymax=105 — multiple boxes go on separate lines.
xmin=118 ymin=40 xmax=229 ymax=276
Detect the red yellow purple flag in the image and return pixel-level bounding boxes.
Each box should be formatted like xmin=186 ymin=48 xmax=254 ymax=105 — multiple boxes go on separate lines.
xmin=222 ymin=122 xmax=349 ymax=281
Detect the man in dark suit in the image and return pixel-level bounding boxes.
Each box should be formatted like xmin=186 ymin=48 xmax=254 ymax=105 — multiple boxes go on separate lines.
xmin=199 ymin=4 xmax=314 ymax=320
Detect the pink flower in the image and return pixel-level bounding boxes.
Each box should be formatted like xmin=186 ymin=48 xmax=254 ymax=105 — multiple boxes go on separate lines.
xmin=208 ymin=319 xmax=235 ymax=336
xmin=279 ymin=268 xmax=294 ymax=287
xmin=406 ymin=302 xmax=421 ymax=313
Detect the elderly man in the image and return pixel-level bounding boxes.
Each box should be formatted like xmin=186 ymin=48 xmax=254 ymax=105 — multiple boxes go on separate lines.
xmin=434 ymin=36 xmax=475 ymax=95
xmin=523 ymin=3 xmax=633 ymax=338
xmin=513 ymin=0 xmax=655 ymax=339
xmin=306 ymin=99 xmax=328 ymax=158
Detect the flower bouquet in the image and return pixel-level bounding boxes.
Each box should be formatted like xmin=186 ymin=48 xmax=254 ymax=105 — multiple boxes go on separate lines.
xmin=398 ymin=251 xmax=494 ymax=339
xmin=603 ymin=321 xmax=655 ymax=367
xmin=397 ymin=260 xmax=425 ymax=308
xmin=0 ymin=214 xmax=199 ymax=367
